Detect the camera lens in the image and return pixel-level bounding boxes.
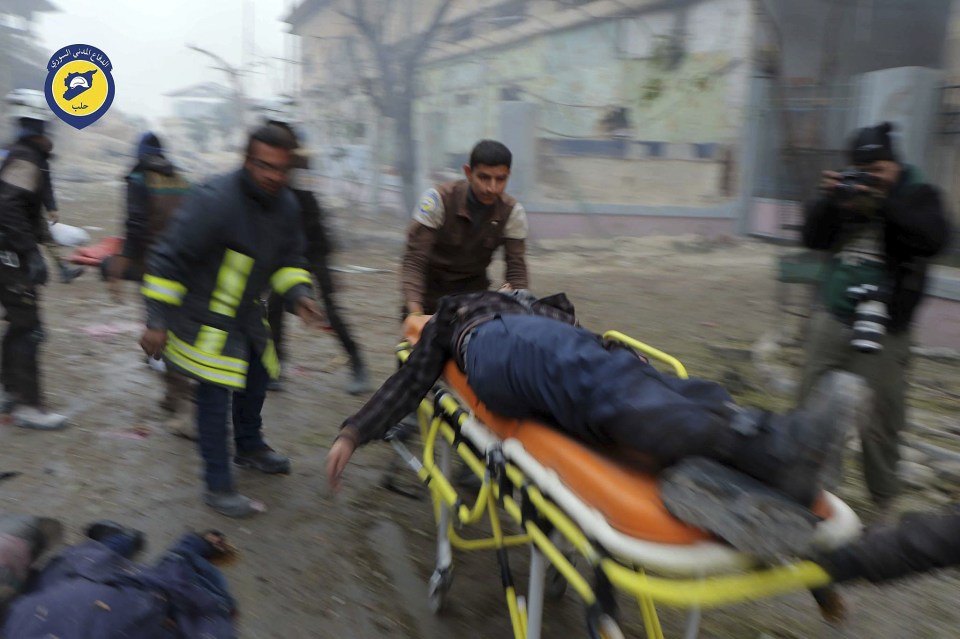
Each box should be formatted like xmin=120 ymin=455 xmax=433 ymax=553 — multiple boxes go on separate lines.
xmin=851 ymin=300 xmax=889 ymax=353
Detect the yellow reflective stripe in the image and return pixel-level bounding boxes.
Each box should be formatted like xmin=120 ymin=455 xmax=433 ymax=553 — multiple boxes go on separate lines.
xmin=261 ymin=318 xmax=280 ymax=378
xmin=166 ymin=345 xmax=246 ymax=388
xmin=262 ymin=340 xmax=280 ymax=378
xmin=142 ymin=275 xmax=186 ymax=306
xmin=167 ymin=332 xmax=248 ymax=375
xmin=270 ymin=267 xmax=312 ymax=295
xmin=195 ymin=325 xmax=228 ymax=356
xmin=209 ymin=250 xmax=254 ymax=317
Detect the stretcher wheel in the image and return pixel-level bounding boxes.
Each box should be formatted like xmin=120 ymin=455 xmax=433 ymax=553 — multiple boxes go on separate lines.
xmin=544 ymin=563 xmax=568 ymax=600
xmin=427 ymin=567 xmax=453 ymax=613
xmin=587 ymin=612 xmax=624 ymax=639
xmin=596 ymin=615 xmax=624 ymax=639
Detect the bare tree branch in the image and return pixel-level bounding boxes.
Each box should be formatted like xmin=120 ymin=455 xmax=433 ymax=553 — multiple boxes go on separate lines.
xmin=334 ymin=0 xmax=460 ymax=212
xmin=408 ymin=0 xmax=456 ymax=65
xmin=340 ymin=0 xmax=401 ymax=113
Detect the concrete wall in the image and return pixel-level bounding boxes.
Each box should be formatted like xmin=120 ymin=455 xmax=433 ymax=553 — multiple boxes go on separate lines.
xmin=419 ymin=0 xmax=754 ymax=146
xmin=416 ymin=0 xmax=754 ymax=227
xmin=539 ymin=156 xmax=727 ymax=207
xmin=526 ymin=211 xmax=735 ymax=240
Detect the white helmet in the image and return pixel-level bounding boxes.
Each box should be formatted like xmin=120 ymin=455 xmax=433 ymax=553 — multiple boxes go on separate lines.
xmin=254 ymin=96 xmax=298 ymax=126
xmin=6 ymin=89 xmax=49 ymax=123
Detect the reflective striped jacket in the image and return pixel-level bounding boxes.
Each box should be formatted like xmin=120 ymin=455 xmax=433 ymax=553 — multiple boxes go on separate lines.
xmin=143 ymin=169 xmax=313 ymax=389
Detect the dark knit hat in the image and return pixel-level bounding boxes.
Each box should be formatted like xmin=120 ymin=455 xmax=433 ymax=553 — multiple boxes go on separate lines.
xmin=849 ymin=121 xmax=898 ymax=165
xmin=136 ymin=131 xmax=164 ymax=160
xmin=16 ymin=117 xmax=45 ymax=140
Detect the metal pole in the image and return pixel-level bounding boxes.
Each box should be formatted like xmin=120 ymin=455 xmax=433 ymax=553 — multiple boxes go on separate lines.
xmin=526 ymin=547 xmax=546 ymax=639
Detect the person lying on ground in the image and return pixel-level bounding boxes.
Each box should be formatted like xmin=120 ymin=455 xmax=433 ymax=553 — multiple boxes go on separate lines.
xmin=3 ymin=521 xmax=237 ymax=639
xmin=325 ymin=289 xmax=864 ymax=508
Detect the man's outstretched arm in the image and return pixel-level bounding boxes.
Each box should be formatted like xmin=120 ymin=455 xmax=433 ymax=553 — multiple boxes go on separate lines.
xmin=819 ymin=506 xmax=960 ymax=584
xmin=327 ymin=314 xmax=453 ymax=490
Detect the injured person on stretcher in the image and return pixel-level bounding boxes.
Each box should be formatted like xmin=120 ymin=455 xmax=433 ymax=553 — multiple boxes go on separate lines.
xmin=326 ymin=290 xmax=864 ymax=518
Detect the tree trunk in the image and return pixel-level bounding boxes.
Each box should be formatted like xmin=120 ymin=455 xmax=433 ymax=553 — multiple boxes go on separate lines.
xmin=393 ymin=100 xmax=418 ymax=215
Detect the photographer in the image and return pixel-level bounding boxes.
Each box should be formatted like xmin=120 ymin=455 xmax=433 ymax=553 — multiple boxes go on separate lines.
xmin=800 ymin=122 xmax=951 ymax=520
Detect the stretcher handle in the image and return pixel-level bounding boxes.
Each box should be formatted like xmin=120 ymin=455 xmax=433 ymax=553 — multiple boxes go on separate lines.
xmin=602 ymin=331 xmax=688 ymax=379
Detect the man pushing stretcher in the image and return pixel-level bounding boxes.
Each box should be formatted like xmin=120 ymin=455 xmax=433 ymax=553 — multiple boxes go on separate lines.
xmin=326 ymin=289 xmax=865 ymax=520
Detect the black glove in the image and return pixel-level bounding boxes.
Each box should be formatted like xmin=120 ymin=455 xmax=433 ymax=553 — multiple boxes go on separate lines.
xmin=26 ymin=251 xmax=48 ymax=286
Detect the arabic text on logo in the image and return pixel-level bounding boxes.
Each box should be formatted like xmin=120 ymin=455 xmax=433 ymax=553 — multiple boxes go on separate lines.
xmin=44 ymin=44 xmax=115 ymax=130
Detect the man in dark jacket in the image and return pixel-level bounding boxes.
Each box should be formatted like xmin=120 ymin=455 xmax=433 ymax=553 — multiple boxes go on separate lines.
xmin=105 ymin=132 xmax=194 ymax=438
xmin=0 ymin=89 xmax=67 ymax=430
xmin=326 ymin=290 xmax=863 ymax=509
xmin=800 ymin=122 xmax=951 ymax=517
xmin=139 ymin=124 xmax=326 ymax=517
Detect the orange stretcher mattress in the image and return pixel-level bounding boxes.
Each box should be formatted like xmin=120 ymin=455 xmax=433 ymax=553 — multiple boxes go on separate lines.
xmin=405 ymin=317 xmax=829 ymax=545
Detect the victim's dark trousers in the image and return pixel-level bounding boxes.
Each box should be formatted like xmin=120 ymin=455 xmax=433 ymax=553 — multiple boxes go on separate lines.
xmin=465 ymin=315 xmax=737 ymax=469
xmin=194 ymin=352 xmax=269 ymax=492
xmin=267 ymin=269 xmax=362 ymax=368
xmin=0 ymin=269 xmax=43 ymax=407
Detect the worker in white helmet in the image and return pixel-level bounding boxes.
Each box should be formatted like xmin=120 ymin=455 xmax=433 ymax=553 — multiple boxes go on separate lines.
xmin=0 ymin=89 xmax=68 ymax=430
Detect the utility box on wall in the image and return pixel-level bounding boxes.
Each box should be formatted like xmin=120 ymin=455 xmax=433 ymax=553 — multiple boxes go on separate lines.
xmin=853 ymin=66 xmax=944 ymax=173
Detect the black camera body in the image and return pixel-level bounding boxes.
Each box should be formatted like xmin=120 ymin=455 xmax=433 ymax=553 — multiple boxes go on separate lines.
xmin=834 ymin=170 xmax=884 ymax=197
xmin=845 ymin=284 xmax=890 ymax=353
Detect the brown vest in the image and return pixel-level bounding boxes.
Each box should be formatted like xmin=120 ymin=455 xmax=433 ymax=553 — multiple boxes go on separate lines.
xmin=426 ymin=179 xmax=516 ymax=295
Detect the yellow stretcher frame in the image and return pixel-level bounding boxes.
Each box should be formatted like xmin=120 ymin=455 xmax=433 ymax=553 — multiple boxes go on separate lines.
xmin=391 ymin=333 xmax=855 ymax=639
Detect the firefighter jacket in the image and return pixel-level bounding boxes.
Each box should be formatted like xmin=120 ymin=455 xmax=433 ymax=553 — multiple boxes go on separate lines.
xmin=142 ymin=168 xmax=314 ymax=389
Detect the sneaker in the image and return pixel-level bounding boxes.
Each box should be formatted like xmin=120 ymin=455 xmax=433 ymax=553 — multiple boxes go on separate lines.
xmin=12 ymin=405 xmax=67 ymax=431
xmin=234 ymin=446 xmax=291 ymax=474
xmin=345 ymin=365 xmax=371 ymax=395
xmin=204 ymin=491 xmax=266 ymax=518
xmin=163 ymin=413 xmax=198 ymax=441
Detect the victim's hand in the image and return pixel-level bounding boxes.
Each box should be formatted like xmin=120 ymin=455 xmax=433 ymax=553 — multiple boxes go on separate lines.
xmin=325 ymin=436 xmax=356 ymax=493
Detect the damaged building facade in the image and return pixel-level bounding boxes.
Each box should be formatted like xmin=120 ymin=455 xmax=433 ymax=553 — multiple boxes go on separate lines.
xmin=284 ymin=0 xmax=958 ymax=240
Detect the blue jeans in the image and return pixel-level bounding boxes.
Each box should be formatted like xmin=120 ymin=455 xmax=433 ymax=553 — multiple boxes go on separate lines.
xmin=195 ymin=352 xmax=269 ymax=492
xmin=465 ymin=315 xmax=736 ymax=468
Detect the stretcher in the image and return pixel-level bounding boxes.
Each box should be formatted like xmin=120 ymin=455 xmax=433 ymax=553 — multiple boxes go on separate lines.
xmin=391 ymin=319 xmax=862 ymax=638
xmin=67 ymin=235 xmax=123 ymax=266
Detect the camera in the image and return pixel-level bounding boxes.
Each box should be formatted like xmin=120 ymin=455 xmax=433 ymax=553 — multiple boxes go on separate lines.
xmin=834 ymin=170 xmax=884 ymax=197
xmin=845 ymin=284 xmax=890 ymax=353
